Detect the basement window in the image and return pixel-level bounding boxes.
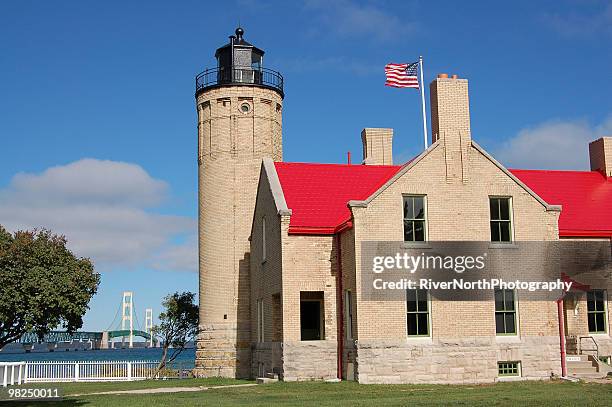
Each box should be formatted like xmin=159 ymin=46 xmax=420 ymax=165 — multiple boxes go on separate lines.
xmin=495 ymin=289 xmax=517 ymax=335
xmin=406 ymin=289 xmax=430 ymax=336
xmin=300 ymin=292 xmax=324 ymax=341
xmin=498 ymin=361 xmax=520 ymax=377
xmin=587 ymin=289 xmax=608 ymax=333
xmin=403 ymin=195 xmax=427 ymax=242
xmin=490 ymin=197 xmax=513 ymax=242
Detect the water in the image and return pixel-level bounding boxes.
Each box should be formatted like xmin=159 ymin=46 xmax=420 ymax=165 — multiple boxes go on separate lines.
xmin=0 ymin=346 xmax=196 ymax=369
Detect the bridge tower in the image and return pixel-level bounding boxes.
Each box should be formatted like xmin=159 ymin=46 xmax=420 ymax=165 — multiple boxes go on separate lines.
xmin=121 ymin=291 xmax=134 ymax=348
xmin=194 ymin=27 xmax=283 ymax=378
xmin=145 ymin=308 xmax=153 ymax=348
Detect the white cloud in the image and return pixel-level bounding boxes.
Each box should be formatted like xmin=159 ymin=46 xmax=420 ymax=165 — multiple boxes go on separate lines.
xmin=544 ymin=1 xmax=612 ymax=37
xmin=151 ymin=235 xmax=198 ymax=273
xmin=304 ymin=0 xmax=417 ymax=42
xmin=495 ymin=116 xmax=612 ymax=170
xmin=0 ymin=159 xmax=197 ymax=272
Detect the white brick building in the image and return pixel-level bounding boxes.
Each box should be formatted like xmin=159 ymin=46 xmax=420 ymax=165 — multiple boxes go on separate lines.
xmin=195 ymin=28 xmax=612 ymax=383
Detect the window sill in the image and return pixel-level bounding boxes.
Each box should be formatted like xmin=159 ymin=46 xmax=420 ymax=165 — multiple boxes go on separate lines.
xmin=588 ymin=333 xmax=610 ymax=338
xmin=495 ymin=335 xmax=521 ymax=343
xmin=496 ymin=376 xmax=523 ymax=382
xmin=406 ymin=336 xmax=433 ymax=344
xmin=489 ymin=243 xmax=519 ymax=249
xmin=402 ymin=242 xmax=432 ymax=249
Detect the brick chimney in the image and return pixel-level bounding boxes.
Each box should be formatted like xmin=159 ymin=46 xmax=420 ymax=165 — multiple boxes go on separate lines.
xmin=589 ymin=137 xmax=612 ymax=177
xmin=361 ymin=128 xmax=393 ymax=165
xmin=429 ymin=74 xmax=471 ymax=182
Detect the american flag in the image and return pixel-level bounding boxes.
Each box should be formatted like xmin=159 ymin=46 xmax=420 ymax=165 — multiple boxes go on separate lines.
xmin=385 ymin=62 xmax=419 ymax=89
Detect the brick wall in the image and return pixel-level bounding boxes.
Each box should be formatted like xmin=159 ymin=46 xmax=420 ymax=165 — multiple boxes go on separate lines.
xmin=195 ymin=85 xmax=283 ymax=378
xmin=361 ymin=128 xmax=393 ymax=165
xmin=346 ymin=76 xmax=563 ymax=383
xmin=249 ymin=164 xmax=285 ymax=377
xmin=589 ymin=137 xmax=612 ymax=177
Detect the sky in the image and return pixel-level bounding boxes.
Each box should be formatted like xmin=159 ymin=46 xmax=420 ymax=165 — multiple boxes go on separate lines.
xmin=1 ymin=0 xmax=611 ymax=332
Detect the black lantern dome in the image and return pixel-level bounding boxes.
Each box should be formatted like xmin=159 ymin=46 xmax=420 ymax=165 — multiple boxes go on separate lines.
xmin=196 ymin=27 xmax=284 ymax=98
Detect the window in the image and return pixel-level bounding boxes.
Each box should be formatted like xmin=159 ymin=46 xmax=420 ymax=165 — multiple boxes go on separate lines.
xmin=344 ymin=290 xmax=353 ymax=340
xmin=403 ymin=196 xmax=426 ymax=242
xmin=256 ymin=299 xmax=264 ymax=342
xmin=490 ymin=197 xmax=512 ymax=242
xmin=240 ymin=102 xmax=251 ymax=113
xmin=495 ymin=289 xmax=517 ymax=335
xmin=406 ymin=289 xmax=429 ymax=336
xmin=498 ymin=361 xmax=520 ymax=377
xmin=587 ymin=290 xmax=607 ymax=333
xmin=262 ymin=216 xmax=266 ymax=262
xmin=300 ymin=292 xmax=324 ymax=341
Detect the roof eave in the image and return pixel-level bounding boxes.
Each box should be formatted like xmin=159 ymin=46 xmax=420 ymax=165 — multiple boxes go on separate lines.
xmin=348 ymin=141 xmax=440 ymax=208
xmin=263 ymin=158 xmax=292 ymax=216
xmin=559 ymin=230 xmax=612 ymax=238
xmin=471 ymin=141 xmax=562 ymax=212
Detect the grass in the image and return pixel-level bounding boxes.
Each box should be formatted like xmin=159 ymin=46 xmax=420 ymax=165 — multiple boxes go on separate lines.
xmin=23 ymin=377 xmax=250 ymax=394
xmin=9 ymin=379 xmax=612 ymax=407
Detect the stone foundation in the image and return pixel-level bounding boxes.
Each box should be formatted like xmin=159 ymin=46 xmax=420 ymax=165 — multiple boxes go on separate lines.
xmin=227 ymin=336 xmax=569 ymax=383
xmin=343 ymin=339 xmax=357 ymax=380
xmin=282 ymin=340 xmax=338 ymax=381
xmin=194 ymin=322 xmax=251 ymax=378
xmin=355 ymin=336 xmax=561 ymax=384
xmin=589 ymin=336 xmax=612 ymax=360
xmin=251 ymin=342 xmax=283 ymax=378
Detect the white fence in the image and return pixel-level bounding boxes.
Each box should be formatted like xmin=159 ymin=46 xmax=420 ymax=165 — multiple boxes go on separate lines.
xmin=1 ymin=361 xmax=160 ymax=386
xmin=1 ymin=362 xmax=26 ymax=387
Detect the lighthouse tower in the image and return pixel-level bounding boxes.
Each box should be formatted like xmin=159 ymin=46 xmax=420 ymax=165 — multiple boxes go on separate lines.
xmin=194 ymin=27 xmax=284 ymax=378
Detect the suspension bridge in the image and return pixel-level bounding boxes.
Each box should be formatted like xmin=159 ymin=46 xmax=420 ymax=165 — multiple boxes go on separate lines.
xmin=15 ymin=291 xmax=158 ymax=351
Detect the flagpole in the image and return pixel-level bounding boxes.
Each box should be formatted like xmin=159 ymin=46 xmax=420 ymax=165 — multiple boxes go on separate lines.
xmin=419 ymin=56 xmax=428 ymax=149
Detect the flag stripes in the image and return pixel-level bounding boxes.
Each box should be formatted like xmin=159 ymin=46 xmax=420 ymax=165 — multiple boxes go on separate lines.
xmin=385 ymin=62 xmax=419 ymax=89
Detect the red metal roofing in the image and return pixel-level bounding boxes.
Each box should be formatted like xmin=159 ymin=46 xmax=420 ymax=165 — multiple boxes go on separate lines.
xmin=274 ymin=161 xmax=612 ymax=238
xmin=510 ymin=169 xmax=612 ymax=237
xmin=274 ymin=162 xmax=401 ymax=234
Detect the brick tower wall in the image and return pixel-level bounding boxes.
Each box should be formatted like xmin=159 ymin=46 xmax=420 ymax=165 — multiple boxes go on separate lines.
xmin=194 ymin=85 xmax=283 ymax=378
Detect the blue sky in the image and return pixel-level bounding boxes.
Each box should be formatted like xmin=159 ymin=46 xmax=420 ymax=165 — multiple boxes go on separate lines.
xmin=1 ymin=0 xmax=611 ymax=332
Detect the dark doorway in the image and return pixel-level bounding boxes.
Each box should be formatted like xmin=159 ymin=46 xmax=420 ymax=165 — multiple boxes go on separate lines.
xmin=300 ymin=292 xmax=324 ymax=340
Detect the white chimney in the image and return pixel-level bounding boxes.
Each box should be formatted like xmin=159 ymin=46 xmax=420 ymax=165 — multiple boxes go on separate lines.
xmin=589 ymin=137 xmax=612 ymax=177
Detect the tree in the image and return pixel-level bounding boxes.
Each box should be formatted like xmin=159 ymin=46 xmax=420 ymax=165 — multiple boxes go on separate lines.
xmin=0 ymin=226 xmax=100 ymax=349
xmin=153 ymin=291 xmax=199 ymax=373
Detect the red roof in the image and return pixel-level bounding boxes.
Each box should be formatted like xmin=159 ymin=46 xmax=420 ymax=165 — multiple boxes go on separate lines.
xmin=274 ymin=162 xmax=401 ymax=234
xmin=510 ymin=169 xmax=612 ymax=237
xmin=274 ymin=162 xmax=612 ymax=238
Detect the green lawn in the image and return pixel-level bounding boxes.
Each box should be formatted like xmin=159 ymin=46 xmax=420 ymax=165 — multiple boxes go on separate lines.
xmin=10 ymin=379 xmax=612 ymax=407
xmin=26 ymin=377 xmax=250 ymax=395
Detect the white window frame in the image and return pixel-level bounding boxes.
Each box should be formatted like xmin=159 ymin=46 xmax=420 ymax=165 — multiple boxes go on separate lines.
xmin=489 ymin=196 xmax=514 ymax=243
xmin=587 ymin=289 xmax=608 ymax=334
xmin=495 ymin=289 xmax=519 ymax=337
xmin=405 ymin=288 xmax=432 ymax=338
xmin=402 ymin=195 xmax=428 ymax=242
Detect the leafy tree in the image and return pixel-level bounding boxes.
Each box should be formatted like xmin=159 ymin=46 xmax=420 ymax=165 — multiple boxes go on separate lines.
xmin=0 ymin=226 xmax=100 ymax=349
xmin=153 ymin=291 xmax=199 ymax=373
